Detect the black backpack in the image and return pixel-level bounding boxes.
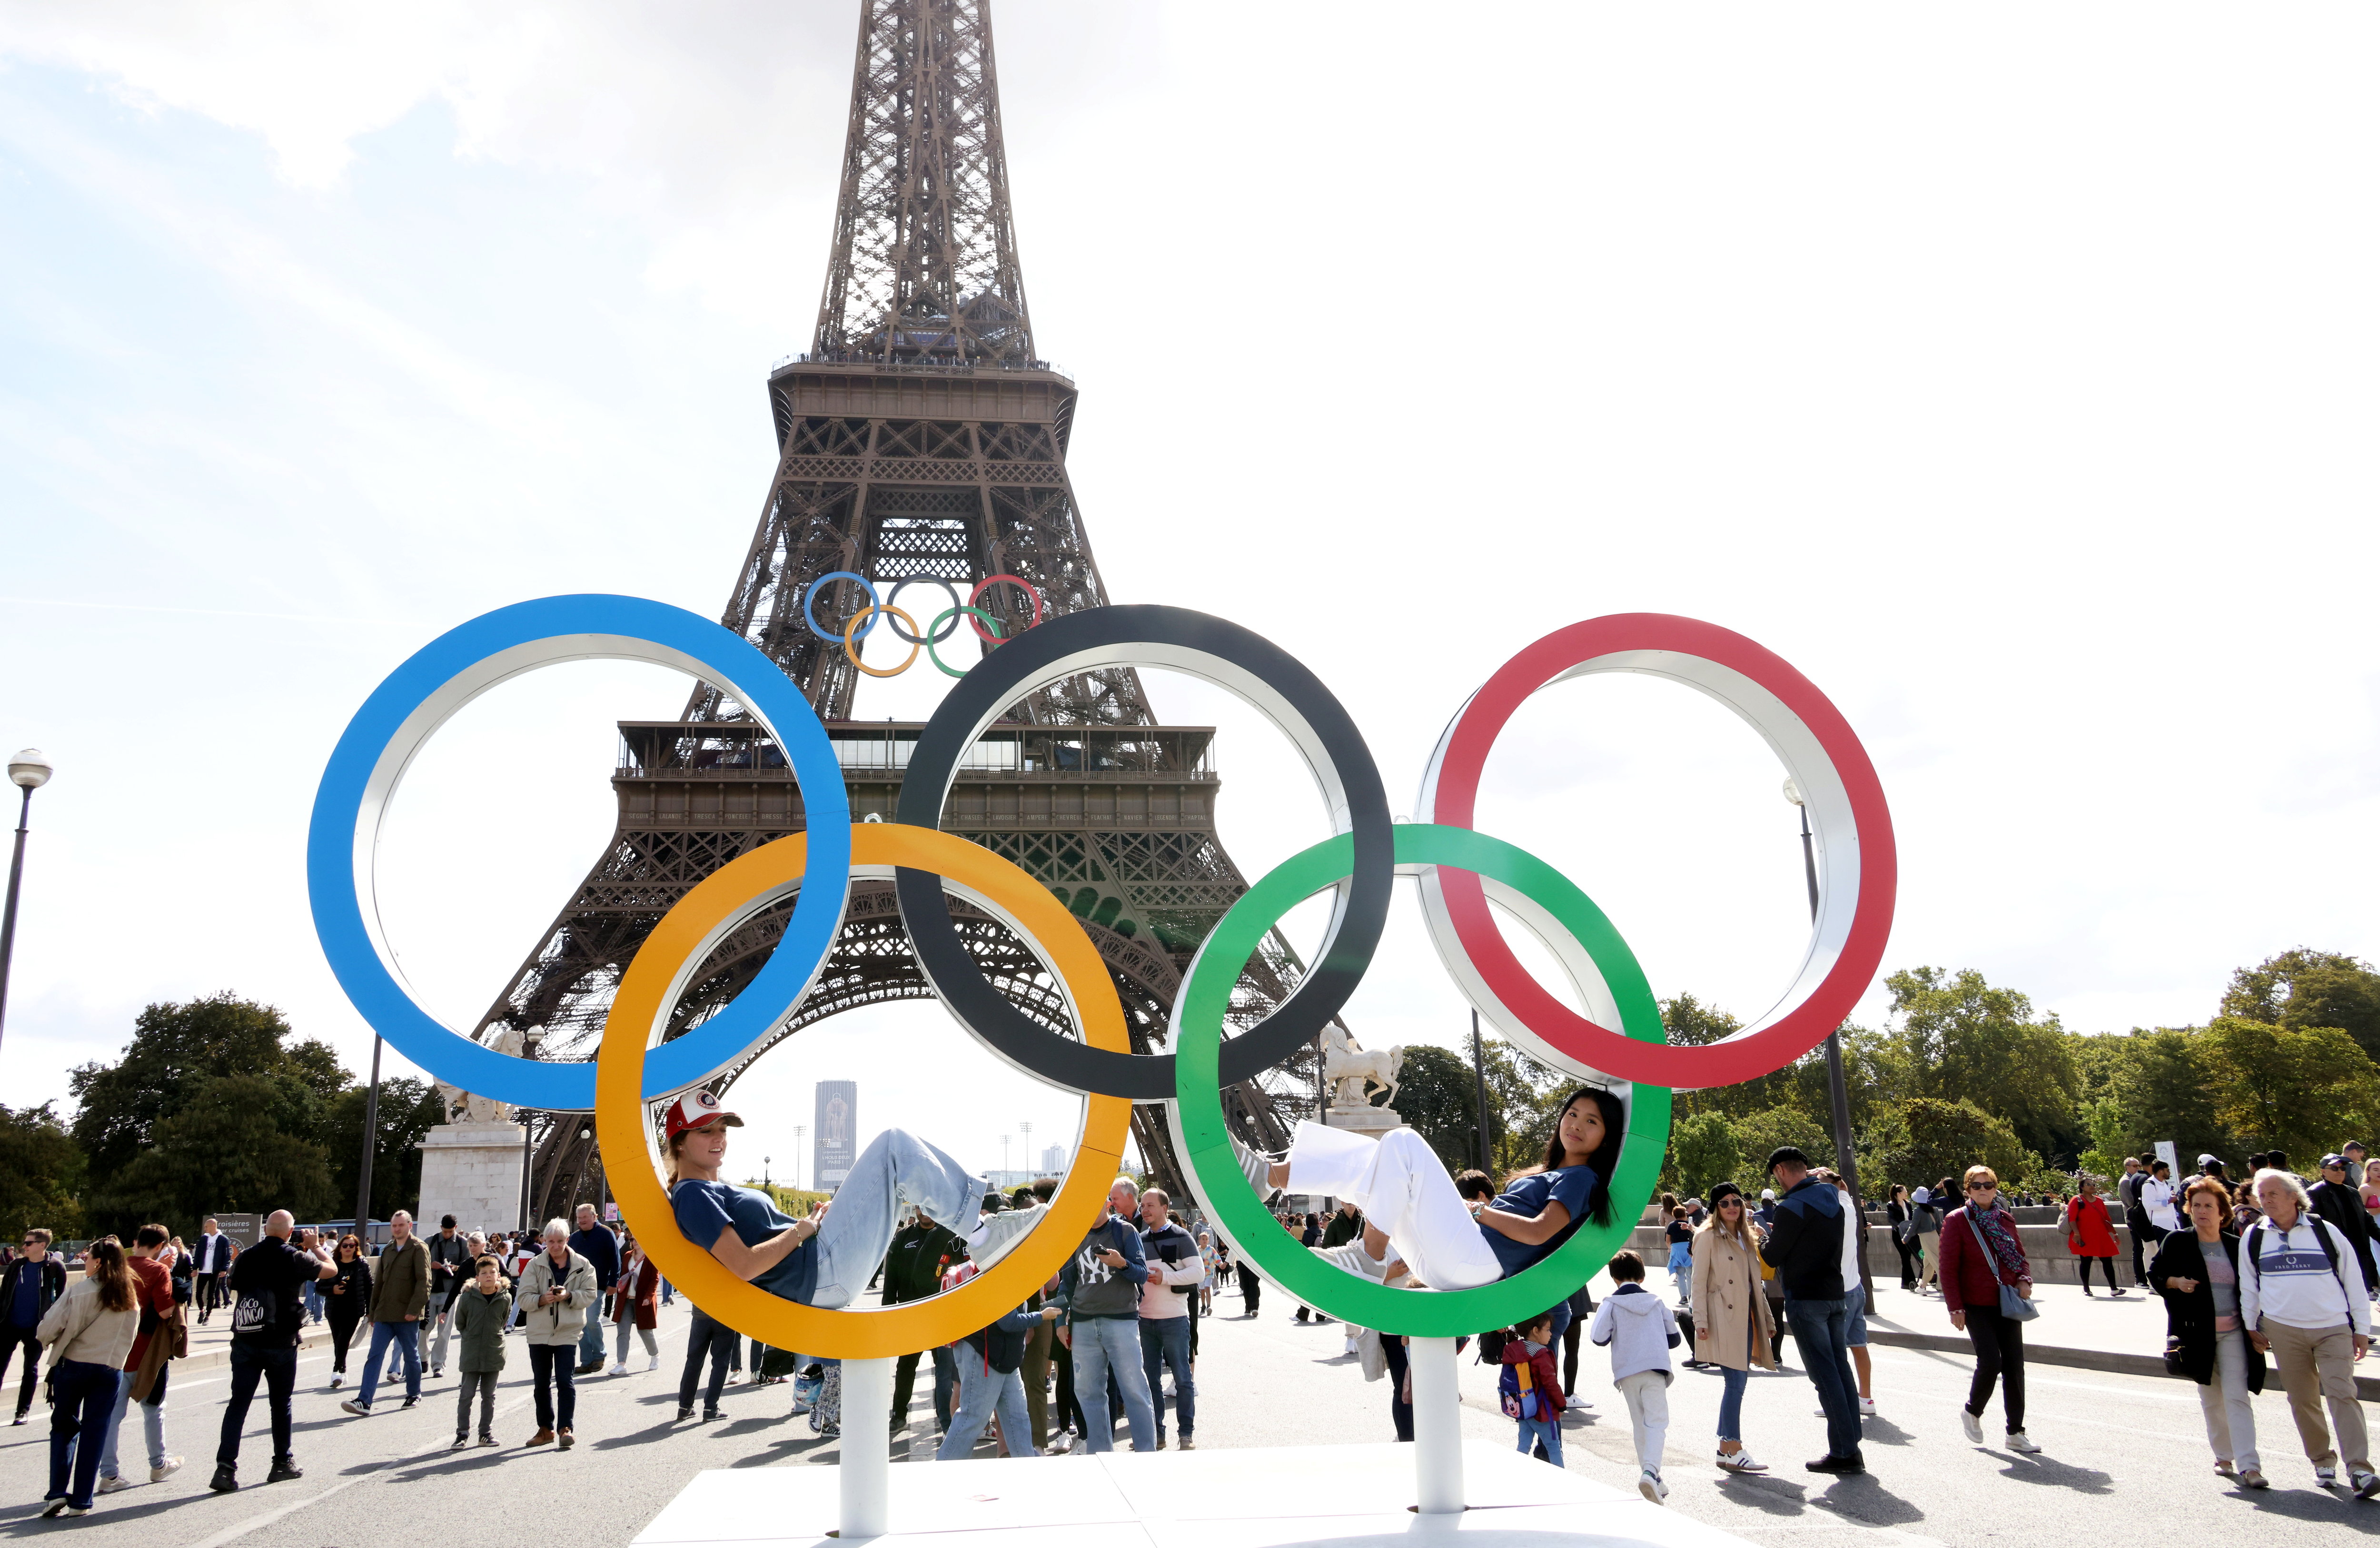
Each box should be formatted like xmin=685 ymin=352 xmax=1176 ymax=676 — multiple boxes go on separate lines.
xmin=2245 ymin=1217 xmax=2347 ymax=1300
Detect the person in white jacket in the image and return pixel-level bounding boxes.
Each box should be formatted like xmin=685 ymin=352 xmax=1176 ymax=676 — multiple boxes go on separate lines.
xmin=2239 ymin=1168 xmax=2374 ymax=1493
xmin=1588 ymin=1250 xmax=1681 ymax=1504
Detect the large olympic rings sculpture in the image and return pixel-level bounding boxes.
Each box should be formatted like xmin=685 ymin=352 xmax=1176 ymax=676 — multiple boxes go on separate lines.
xmin=308 ymin=596 xmax=1894 ymax=1350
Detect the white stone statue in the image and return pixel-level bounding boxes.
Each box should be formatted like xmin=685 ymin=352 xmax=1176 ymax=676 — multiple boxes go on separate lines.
xmin=438 ymin=1027 xmax=526 ymax=1125
xmin=1321 ymin=1023 xmax=1404 ymax=1111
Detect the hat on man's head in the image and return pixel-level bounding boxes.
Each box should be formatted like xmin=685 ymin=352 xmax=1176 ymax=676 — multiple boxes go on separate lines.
xmin=1764 ymin=1145 xmax=1810 ymax=1176
xmin=2323 ymin=1154 xmax=2350 ymax=1171
xmin=1760 ymin=1188 xmax=1777 ymax=1202
xmin=664 ymin=1089 xmax=744 ymax=1141
xmin=2197 ymin=1154 xmax=2219 ymax=1167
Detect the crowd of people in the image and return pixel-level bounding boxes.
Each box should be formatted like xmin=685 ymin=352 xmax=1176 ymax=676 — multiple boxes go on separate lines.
xmin=11 ymin=1114 xmax=2380 ymax=1518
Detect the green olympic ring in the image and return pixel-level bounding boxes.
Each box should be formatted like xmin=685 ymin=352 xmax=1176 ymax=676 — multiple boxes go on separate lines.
xmin=923 ymin=606 xmax=1005 ymax=678
xmin=1169 ymin=823 xmax=1672 ymax=1336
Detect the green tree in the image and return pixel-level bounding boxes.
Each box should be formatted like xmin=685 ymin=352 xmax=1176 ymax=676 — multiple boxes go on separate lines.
xmin=1859 ymin=1096 xmax=2037 ymax=1195
xmin=2111 ymin=1027 xmax=2231 ymax=1165
xmin=2221 ymin=949 xmax=2380 ymax=1062
xmin=0 ymin=1102 xmax=86 ymax=1242
xmin=2074 ymin=1096 xmax=2130 ymax=1182
xmin=325 ymin=1078 xmax=448 ymax=1223
xmin=1665 ymin=1111 xmax=1743 ymax=1199
xmin=70 ymin=993 xmax=360 ymax=1237
xmin=2201 ymin=1016 xmax=2380 ymax=1162
xmin=1389 ymin=1044 xmax=1486 ymax=1176
xmin=1733 ymin=1106 xmax=1835 ymax=1172
xmin=1884 ymin=967 xmax=2081 ymax=1161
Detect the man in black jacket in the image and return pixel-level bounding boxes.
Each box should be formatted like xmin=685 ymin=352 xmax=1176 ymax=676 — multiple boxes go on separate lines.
xmin=567 ymin=1205 xmax=620 ymax=1375
xmin=1758 ymin=1146 xmax=1862 ymax=1475
xmin=2310 ymin=1154 xmax=2380 ymax=1294
xmin=1 ymin=1228 xmax=67 ymax=1424
xmin=882 ymin=1207 xmax=965 ymax=1439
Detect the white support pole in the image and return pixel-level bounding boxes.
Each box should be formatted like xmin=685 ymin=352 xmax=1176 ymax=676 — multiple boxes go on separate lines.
xmin=1408 ymin=1335 xmax=1466 ymax=1514
xmin=839 ymin=1356 xmax=894 ymax=1538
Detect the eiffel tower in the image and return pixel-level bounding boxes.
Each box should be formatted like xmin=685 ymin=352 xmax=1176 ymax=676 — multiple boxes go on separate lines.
xmin=478 ymin=0 xmax=1324 ymax=1224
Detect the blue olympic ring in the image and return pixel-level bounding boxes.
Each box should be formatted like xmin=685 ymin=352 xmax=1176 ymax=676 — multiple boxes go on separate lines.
xmin=305 ymin=594 xmax=853 ymax=1111
xmin=802 ymin=571 xmax=882 ymax=643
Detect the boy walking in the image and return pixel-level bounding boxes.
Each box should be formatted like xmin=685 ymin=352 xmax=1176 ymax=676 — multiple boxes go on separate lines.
xmin=1589 ymin=1250 xmax=1681 ymax=1503
xmin=449 ymin=1256 xmax=512 ymax=1447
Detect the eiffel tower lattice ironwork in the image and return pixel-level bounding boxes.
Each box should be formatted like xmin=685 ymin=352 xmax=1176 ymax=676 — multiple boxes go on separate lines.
xmin=477 ymin=0 xmax=1331 ymax=1226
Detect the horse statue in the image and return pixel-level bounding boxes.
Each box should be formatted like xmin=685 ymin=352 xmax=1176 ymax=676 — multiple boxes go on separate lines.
xmin=1320 ymin=1023 xmax=1404 ymax=1111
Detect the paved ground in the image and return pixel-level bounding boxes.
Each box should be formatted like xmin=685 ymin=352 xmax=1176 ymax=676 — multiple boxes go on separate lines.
xmin=4 ymin=1278 xmax=2379 ymax=1548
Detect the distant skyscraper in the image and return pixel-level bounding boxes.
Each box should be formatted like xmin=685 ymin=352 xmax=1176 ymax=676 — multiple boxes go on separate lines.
xmin=815 ymin=1081 xmax=857 ymax=1189
xmin=1041 ymin=1143 xmax=1064 ymax=1174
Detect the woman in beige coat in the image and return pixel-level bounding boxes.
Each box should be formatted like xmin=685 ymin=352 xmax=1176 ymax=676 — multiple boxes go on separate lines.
xmin=1690 ymin=1182 xmax=1777 ymax=1476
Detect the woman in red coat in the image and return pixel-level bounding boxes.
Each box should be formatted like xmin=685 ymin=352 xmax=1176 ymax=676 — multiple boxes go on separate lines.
xmin=607 ymin=1241 xmax=662 ymax=1374
xmin=1938 ymin=1165 xmax=2042 ymax=1454
xmin=2065 ymin=1177 xmax=2123 ymax=1297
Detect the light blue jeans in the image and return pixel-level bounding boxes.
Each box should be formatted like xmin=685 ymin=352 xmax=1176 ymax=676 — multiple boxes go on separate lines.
xmin=1070 ymin=1316 xmax=1156 ymax=1452
xmin=98 ymin=1369 xmax=166 ymax=1479
xmin=936 ymin=1350 xmax=1034 ymax=1458
xmin=1516 ymin=1414 xmax=1563 ymax=1466
xmin=805 ymin=1128 xmax=983 ymax=1310
xmin=1717 ymin=1365 xmax=1748 ymax=1442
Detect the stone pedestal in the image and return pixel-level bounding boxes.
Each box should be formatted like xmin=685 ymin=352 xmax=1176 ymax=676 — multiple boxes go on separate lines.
xmin=415 ymin=1121 xmax=527 ymax=1235
xmin=1322 ymin=1103 xmax=1402 ymax=1139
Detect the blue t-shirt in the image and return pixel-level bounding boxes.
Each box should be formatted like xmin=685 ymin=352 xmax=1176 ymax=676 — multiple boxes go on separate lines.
xmin=9 ymin=1262 xmax=42 ymax=1328
xmin=1480 ymin=1164 xmax=1599 ymax=1278
xmin=670 ymin=1180 xmax=820 ymax=1305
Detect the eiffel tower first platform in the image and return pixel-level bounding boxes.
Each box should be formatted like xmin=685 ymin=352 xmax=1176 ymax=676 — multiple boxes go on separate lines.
xmin=483 ymin=0 xmax=1323 ymax=1223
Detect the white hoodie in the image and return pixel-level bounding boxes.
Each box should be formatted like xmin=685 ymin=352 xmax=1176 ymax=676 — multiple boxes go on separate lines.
xmin=1587 ymin=1283 xmax=1680 ymax=1385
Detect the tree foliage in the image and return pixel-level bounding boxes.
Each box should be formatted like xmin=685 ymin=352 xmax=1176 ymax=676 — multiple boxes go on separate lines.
xmin=69 ymin=993 xmax=366 ymax=1238
xmin=2200 ymin=1016 xmax=2380 ymax=1164
xmin=1883 ymin=967 xmax=2080 ymax=1159
xmin=1387 ymin=1044 xmax=1486 ymax=1177
xmin=0 ymin=1103 xmax=86 ymax=1242
xmin=1860 ymin=1097 xmax=2037 ymax=1195
xmin=2221 ymin=949 xmax=2380 ymax=1061
xmin=1664 ymin=1111 xmax=1742 ymax=1199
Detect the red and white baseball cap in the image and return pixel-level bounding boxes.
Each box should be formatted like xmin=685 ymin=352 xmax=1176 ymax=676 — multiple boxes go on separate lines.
xmin=663 ymin=1089 xmax=744 ymax=1141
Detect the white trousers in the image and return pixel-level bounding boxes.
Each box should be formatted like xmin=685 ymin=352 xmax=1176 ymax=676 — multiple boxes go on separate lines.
xmin=1616 ymin=1369 xmax=1670 ymax=1472
xmin=1283 ymin=1123 xmax=1503 ymax=1292
xmin=2197 ymin=1328 xmax=2260 ymax=1472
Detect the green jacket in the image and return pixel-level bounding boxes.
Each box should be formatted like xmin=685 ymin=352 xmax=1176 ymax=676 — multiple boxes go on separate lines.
xmin=448 ymin=1283 xmax=513 ymax=1374
xmin=367 ymin=1236 xmax=432 ymax=1324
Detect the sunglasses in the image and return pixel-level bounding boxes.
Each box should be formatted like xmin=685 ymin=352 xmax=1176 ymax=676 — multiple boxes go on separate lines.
xmin=1965 ymin=1183 xmax=1996 ymax=1192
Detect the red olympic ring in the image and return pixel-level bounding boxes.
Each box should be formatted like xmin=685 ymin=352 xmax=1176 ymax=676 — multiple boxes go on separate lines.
xmin=965 ymin=573 xmax=1042 ymax=645
xmin=1416 ymin=613 xmax=1896 ymax=1087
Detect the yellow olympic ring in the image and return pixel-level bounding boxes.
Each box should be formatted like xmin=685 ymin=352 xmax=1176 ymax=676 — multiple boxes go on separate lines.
xmin=843 ymin=604 xmax=921 ymax=679
xmin=594 ymin=822 xmax=1133 ymax=1359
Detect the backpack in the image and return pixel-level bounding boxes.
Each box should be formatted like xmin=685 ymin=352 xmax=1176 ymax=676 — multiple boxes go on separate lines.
xmin=1497 ymin=1355 xmax=1541 ymax=1421
xmin=230 ymin=1282 xmax=278 ymax=1341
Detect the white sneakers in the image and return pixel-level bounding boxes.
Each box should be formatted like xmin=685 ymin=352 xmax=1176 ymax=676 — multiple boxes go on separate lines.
xmin=2006 ymin=1431 xmax=2042 ymax=1454
xmin=1716 ymin=1449 xmax=1768 ymax=1474
xmin=1638 ymin=1468 xmax=1669 ymax=1503
xmin=1858 ymin=1396 xmax=1877 ymax=1416
xmin=1959 ymin=1405 xmax=1984 ymax=1445
xmin=1311 ymin=1241 xmax=1391 ymax=1281
xmin=1231 ymin=1138 xmax=1285 ymax=1205
xmin=647 ymin=1354 xmax=662 ymax=1372
xmin=150 ymin=1457 xmax=182 ymax=1484
xmin=608 ymin=1361 xmax=629 ymax=1378
xmin=971 ymin=1200 xmax=1051 ymax=1271
xmin=96 ymin=1475 xmax=134 ymax=1494
xmin=2353 ymin=1468 xmax=2380 ymax=1499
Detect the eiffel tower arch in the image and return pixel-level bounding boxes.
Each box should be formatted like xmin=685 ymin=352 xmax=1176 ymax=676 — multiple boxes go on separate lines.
xmin=476 ymin=0 xmax=1331 ymax=1225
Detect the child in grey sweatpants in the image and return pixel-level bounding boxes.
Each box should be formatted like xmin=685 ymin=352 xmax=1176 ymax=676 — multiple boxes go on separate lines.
xmin=449 ymin=1257 xmax=513 ymax=1446
xmin=1589 ymin=1250 xmax=1680 ymax=1504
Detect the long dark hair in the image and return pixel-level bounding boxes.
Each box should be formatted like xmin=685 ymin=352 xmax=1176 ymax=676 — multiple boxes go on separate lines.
xmin=86 ymin=1240 xmax=135 ymax=1313
xmin=1519 ymin=1086 xmax=1627 ymax=1228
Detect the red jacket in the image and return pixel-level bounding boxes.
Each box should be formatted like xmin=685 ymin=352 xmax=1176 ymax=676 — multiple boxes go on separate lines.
xmin=1937 ymin=1205 xmax=2029 ymax=1318
xmin=124 ymin=1255 xmax=175 ymax=1371
xmin=1500 ymin=1339 xmax=1566 ymax=1421
xmin=609 ymin=1257 xmax=660 ymax=1331
xmin=2064 ymin=1195 xmax=2118 ymax=1257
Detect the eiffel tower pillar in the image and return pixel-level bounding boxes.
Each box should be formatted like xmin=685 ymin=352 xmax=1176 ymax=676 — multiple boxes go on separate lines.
xmin=469 ymin=0 xmax=1333 ymax=1221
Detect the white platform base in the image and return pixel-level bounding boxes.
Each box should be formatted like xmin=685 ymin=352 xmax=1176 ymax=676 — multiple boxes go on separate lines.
xmin=632 ymin=1440 xmax=1764 ymax=1547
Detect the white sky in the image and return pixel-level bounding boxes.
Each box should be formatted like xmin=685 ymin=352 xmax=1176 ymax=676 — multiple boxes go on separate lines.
xmin=3 ymin=4 xmax=2377 ymax=1183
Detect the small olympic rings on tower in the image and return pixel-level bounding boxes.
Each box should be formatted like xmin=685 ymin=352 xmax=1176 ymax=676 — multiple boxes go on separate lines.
xmin=802 ymin=572 xmax=1046 ymax=677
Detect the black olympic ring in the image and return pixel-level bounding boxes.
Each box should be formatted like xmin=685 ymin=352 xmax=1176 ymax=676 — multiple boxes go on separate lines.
xmin=893 ymin=604 xmax=1395 ymax=1101
xmin=881 ymin=575 xmax=967 ymax=646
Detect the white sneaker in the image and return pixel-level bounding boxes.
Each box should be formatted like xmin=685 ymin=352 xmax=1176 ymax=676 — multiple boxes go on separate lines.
xmin=1044 ymin=1433 xmax=1075 ymax=1456
xmin=970 ymin=1200 xmax=1051 ymax=1271
xmin=1858 ymin=1396 xmax=1877 ymax=1416
xmin=96 ymin=1475 xmax=134 ymax=1494
xmin=1638 ymin=1468 xmax=1669 ymax=1503
xmin=149 ymin=1457 xmax=182 ymax=1483
xmin=2353 ymin=1469 xmax=2380 ymax=1499
xmin=1959 ymin=1405 xmax=1983 ymax=1444
xmin=2006 ymin=1431 xmax=2042 ymax=1454
xmin=1311 ymin=1241 xmax=1391 ymax=1281
xmin=2318 ymin=1465 xmax=2340 ymax=1488
xmin=646 ymin=1355 xmax=661 ymax=1372
xmin=1231 ymin=1137 xmax=1286 ymax=1205
xmin=608 ymin=1362 xmax=629 ymax=1378
xmin=1716 ymin=1449 xmax=1768 ymax=1474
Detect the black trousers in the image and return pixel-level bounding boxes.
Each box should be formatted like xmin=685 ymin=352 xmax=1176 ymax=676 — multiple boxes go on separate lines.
xmin=217 ymin=1343 xmax=296 ymax=1468
xmin=0 ymin=1324 xmax=40 ymax=1417
xmin=892 ymin=1344 xmax=957 ymax=1433
xmin=2131 ymin=1223 xmax=2167 ymax=1286
xmin=326 ymin=1306 xmax=364 ymax=1373
xmin=1052 ymin=1332 xmax=1085 ymax=1437
xmin=528 ymin=1341 xmax=577 ymax=1431
xmin=1381 ymin=1334 xmax=1414 ymax=1442
xmin=1962 ymin=1306 xmax=2026 ymax=1431
xmin=1240 ymin=1268 xmax=1261 ymax=1315
xmin=1894 ymin=1235 xmax=1923 ymax=1288
xmin=2078 ymin=1255 xmax=2120 ymax=1292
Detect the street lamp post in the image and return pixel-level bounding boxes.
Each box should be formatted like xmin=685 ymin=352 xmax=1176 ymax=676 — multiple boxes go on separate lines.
xmin=1470 ymin=1010 xmax=1492 ymax=1171
xmin=1020 ymin=1120 xmax=1033 ymax=1179
xmin=1785 ymin=779 xmax=1872 ymax=1293
xmin=0 ymin=748 xmax=57 ymax=1056
xmin=354 ymin=1034 xmax=384 ymax=1233
xmin=793 ymin=1125 xmax=807 ymax=1192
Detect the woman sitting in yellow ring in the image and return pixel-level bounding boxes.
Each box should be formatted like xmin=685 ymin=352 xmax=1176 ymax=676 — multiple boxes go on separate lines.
xmin=660 ymin=1090 xmax=1044 ymax=1310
